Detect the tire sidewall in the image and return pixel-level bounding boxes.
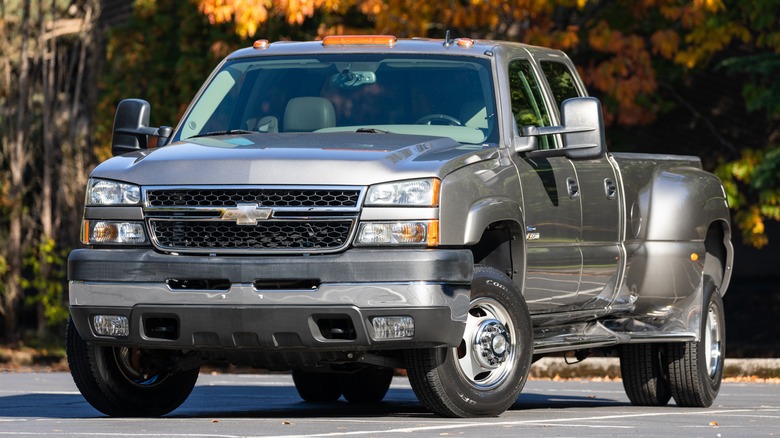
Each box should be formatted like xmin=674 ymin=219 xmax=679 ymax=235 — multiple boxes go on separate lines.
xmin=434 ymin=267 xmax=532 ymax=416
xmin=67 ymin=318 xmax=198 ymax=416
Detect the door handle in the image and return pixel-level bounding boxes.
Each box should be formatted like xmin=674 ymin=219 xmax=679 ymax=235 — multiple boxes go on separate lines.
xmin=604 ymin=178 xmax=617 ymax=200
xmin=566 ymin=177 xmax=580 ymax=199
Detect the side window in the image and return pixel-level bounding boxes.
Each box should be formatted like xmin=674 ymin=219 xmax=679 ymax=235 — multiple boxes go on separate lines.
xmin=541 ymin=61 xmax=581 ymax=109
xmin=508 ymin=59 xmax=552 ymax=149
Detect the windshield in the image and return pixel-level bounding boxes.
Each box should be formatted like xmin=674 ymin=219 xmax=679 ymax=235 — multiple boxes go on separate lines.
xmin=173 ymin=54 xmax=498 ymax=145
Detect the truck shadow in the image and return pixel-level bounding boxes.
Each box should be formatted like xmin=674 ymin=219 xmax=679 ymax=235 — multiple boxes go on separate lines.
xmin=0 ymin=385 xmax=625 ymax=419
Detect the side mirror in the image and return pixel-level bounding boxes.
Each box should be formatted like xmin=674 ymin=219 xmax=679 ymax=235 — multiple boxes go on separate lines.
xmin=111 ymin=99 xmax=172 ymax=156
xmin=514 ymin=96 xmax=607 ymax=160
xmin=560 ymin=97 xmax=606 ymax=160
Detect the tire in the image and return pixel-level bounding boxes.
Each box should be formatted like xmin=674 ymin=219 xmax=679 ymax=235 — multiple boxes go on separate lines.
xmin=405 ymin=266 xmax=533 ymax=417
xmin=665 ymin=279 xmax=725 ymax=407
xmin=620 ymin=343 xmax=672 ymax=406
xmin=66 ymin=317 xmax=199 ymax=417
xmin=292 ymin=370 xmax=342 ymax=402
xmin=339 ymin=366 xmax=394 ymax=403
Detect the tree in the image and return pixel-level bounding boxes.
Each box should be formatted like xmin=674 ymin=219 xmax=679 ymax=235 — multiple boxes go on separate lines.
xmin=0 ymin=0 xmax=100 ymax=341
xmin=1 ymin=0 xmax=34 ymax=341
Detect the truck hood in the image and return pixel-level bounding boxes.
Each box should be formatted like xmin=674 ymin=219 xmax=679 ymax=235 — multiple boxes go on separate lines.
xmin=91 ymin=132 xmax=497 ymax=185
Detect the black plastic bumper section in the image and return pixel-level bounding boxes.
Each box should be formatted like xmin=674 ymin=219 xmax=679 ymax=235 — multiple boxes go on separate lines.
xmin=70 ymin=305 xmax=464 ymax=350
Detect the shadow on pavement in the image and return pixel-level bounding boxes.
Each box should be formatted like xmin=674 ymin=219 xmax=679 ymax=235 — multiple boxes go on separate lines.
xmin=0 ymin=384 xmax=625 ymax=419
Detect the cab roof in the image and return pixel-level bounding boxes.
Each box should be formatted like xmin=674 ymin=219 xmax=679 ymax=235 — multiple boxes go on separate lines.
xmin=226 ymin=36 xmax=558 ymax=60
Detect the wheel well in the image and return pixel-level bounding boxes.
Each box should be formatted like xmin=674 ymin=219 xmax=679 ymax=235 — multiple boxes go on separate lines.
xmin=469 ymin=221 xmax=523 ymax=281
xmin=704 ymin=221 xmax=728 ymax=291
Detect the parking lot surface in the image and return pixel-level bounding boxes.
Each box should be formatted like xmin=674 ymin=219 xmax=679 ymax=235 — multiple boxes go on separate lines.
xmin=1 ymin=372 xmax=778 ymax=437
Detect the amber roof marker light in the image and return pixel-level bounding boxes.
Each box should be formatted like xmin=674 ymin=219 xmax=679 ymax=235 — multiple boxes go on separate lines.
xmin=322 ymin=35 xmax=397 ymax=46
xmin=253 ymin=39 xmax=270 ymax=50
xmin=457 ymin=38 xmax=475 ymax=48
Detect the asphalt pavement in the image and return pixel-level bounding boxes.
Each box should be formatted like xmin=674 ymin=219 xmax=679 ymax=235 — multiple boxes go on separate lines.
xmin=0 ymin=371 xmax=778 ymax=437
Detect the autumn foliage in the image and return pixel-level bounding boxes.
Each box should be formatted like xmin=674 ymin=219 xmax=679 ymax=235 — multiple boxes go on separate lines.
xmin=123 ymin=0 xmax=780 ymax=248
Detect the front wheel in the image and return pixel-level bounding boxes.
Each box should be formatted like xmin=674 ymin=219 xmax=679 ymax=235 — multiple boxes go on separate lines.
xmin=66 ymin=317 xmax=199 ymax=416
xmin=406 ymin=266 xmax=533 ymax=417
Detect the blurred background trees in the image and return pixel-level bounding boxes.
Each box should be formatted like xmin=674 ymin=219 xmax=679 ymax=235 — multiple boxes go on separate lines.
xmin=1 ymin=0 xmax=778 ymax=350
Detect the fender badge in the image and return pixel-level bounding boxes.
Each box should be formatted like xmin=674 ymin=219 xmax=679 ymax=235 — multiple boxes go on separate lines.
xmin=221 ymin=203 xmax=273 ymax=225
xmin=526 ymin=226 xmax=540 ymax=241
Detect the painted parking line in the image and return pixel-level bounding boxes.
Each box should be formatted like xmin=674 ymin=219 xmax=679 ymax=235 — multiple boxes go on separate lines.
xmin=270 ymin=409 xmax=753 ymax=438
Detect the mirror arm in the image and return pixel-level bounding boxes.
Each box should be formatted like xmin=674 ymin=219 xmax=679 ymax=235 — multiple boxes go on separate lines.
xmin=114 ymin=125 xmax=173 ymax=147
xmin=522 ymin=124 xmax=595 ymax=137
xmin=114 ymin=126 xmax=160 ymax=137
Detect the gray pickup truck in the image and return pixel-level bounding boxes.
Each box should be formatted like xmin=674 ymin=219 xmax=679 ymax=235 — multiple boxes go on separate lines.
xmin=67 ymin=35 xmax=734 ymax=418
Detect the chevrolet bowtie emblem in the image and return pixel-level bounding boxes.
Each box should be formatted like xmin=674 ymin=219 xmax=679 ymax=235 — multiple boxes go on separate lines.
xmin=221 ymin=203 xmax=273 ymax=225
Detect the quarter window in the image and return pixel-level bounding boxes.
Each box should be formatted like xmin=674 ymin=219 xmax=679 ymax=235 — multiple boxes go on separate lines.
xmin=541 ymin=61 xmax=581 ymax=109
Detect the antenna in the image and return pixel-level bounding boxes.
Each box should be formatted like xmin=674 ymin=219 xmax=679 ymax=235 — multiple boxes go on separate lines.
xmin=444 ymin=30 xmax=454 ymax=47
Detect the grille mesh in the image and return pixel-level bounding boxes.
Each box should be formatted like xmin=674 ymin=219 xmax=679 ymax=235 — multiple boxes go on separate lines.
xmin=146 ymin=188 xmax=360 ymax=208
xmin=149 ymin=220 xmax=352 ymax=251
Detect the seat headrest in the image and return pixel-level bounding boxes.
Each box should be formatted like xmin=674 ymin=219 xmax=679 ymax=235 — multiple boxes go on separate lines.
xmin=284 ymin=97 xmax=336 ymax=132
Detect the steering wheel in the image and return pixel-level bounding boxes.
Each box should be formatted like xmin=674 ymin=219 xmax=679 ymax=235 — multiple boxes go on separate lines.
xmin=415 ymin=114 xmax=463 ymax=126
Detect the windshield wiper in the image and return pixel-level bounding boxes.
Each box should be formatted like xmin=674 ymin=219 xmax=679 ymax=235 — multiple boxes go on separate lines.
xmin=356 ymin=128 xmax=391 ymax=134
xmin=189 ymin=129 xmax=255 ymax=139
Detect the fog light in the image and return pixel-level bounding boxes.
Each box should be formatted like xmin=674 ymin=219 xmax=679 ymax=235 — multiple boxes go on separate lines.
xmin=371 ymin=316 xmax=414 ymax=340
xmin=93 ymin=315 xmax=129 ymax=337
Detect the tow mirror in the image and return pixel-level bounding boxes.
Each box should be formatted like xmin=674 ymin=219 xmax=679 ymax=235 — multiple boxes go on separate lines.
xmin=560 ymin=97 xmax=606 ymax=160
xmin=111 ymin=99 xmax=172 ymax=156
xmin=514 ymin=97 xmax=606 ymax=160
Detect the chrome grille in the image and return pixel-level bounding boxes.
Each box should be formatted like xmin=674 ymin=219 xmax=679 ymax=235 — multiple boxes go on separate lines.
xmin=143 ymin=186 xmax=363 ymax=254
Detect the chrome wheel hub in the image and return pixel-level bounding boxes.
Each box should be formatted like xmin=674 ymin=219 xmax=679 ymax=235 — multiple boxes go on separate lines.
xmin=455 ymin=297 xmax=517 ymax=390
xmin=704 ymin=303 xmax=723 ymax=378
xmin=475 ymin=320 xmax=510 ymax=368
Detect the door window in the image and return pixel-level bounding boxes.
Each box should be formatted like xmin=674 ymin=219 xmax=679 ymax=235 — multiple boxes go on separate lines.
xmin=508 ymin=59 xmax=552 ymax=149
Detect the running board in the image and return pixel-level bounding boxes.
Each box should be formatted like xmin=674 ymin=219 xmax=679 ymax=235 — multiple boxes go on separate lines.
xmin=532 ymin=321 xmax=698 ymax=354
xmin=533 ymin=321 xmax=626 ymax=354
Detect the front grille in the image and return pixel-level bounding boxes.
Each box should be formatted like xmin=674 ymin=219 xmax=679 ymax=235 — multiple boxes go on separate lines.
xmin=146 ymin=188 xmax=360 ymax=208
xmin=149 ymin=220 xmax=353 ymax=251
xmin=143 ymin=186 xmax=363 ymax=254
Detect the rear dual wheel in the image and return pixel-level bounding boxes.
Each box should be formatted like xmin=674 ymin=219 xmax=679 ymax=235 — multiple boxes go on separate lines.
xmin=620 ymin=278 xmax=725 ymax=407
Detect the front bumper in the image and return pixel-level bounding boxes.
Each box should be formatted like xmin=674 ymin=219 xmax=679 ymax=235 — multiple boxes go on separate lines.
xmin=68 ymin=248 xmax=472 ymax=351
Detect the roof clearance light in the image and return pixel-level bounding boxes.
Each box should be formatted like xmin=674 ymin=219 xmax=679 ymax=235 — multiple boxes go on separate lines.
xmin=457 ymin=38 xmax=475 ymax=48
xmin=322 ymin=35 xmax=397 ymax=46
xmin=253 ymin=39 xmax=270 ymax=49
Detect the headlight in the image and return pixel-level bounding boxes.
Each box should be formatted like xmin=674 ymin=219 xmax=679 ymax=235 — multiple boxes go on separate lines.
xmin=86 ymin=179 xmax=141 ymax=205
xmin=81 ymin=220 xmax=147 ymax=245
xmin=366 ymin=178 xmax=440 ymax=206
xmin=355 ymin=221 xmax=438 ymax=246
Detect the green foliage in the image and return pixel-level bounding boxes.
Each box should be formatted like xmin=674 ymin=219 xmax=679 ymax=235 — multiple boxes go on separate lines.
xmin=21 ymin=238 xmax=69 ymax=327
xmin=0 ymin=255 xmax=6 ymax=297
xmin=721 ymin=54 xmax=780 ymax=115
xmin=95 ymin=0 xmax=243 ymax=159
xmin=717 ymin=146 xmax=780 ymax=248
